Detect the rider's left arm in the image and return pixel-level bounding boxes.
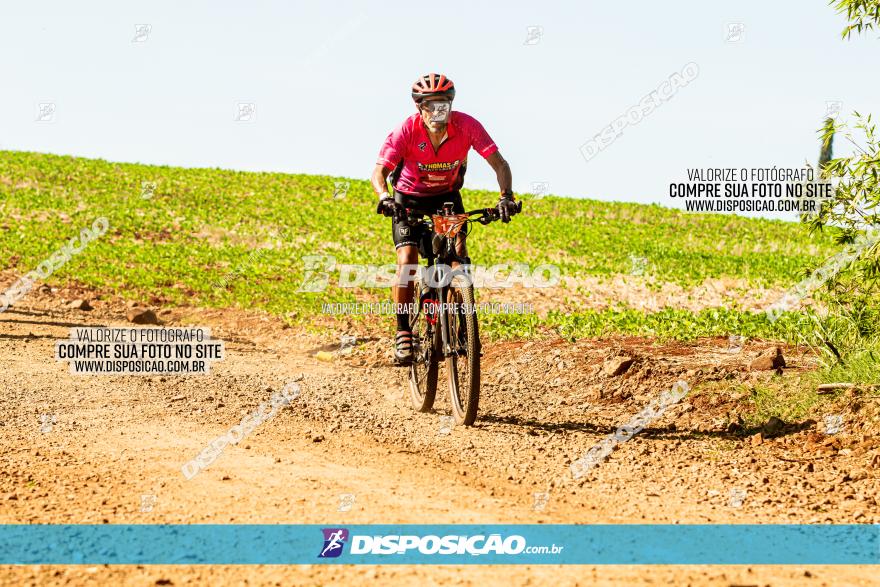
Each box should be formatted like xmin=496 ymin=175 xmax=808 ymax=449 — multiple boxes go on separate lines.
xmin=485 ymin=151 xmax=513 ymax=198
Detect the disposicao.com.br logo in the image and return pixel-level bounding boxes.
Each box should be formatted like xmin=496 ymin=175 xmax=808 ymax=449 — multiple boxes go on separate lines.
xmin=318 ymin=528 xmax=563 ymax=558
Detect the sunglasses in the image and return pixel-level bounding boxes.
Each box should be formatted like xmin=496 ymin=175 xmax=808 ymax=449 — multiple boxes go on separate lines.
xmin=419 ymin=100 xmax=451 ymax=114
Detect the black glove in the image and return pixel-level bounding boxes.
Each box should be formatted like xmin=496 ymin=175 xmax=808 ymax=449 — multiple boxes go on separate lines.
xmin=496 ymin=196 xmax=520 ymax=223
xmin=377 ymin=196 xmax=403 ymax=221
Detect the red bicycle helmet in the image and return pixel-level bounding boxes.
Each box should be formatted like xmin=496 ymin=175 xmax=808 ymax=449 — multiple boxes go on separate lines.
xmin=411 ymin=73 xmax=455 ymax=103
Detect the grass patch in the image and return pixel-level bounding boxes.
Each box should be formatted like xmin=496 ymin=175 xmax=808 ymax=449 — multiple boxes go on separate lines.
xmin=0 ymin=150 xmax=842 ymax=340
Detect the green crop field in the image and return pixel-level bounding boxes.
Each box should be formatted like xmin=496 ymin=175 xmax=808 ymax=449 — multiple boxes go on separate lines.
xmin=0 ymin=151 xmax=838 ymax=341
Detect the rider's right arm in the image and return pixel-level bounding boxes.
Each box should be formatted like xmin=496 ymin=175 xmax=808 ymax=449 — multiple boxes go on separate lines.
xmin=375 ymin=119 xmax=411 ymax=189
xmin=375 ymin=118 xmax=416 ymax=199
xmin=371 ymin=164 xmax=391 ymax=199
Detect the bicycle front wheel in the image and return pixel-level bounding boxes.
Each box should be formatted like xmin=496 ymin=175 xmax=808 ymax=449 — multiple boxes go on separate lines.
xmin=445 ymin=279 xmax=480 ymax=425
xmin=408 ymin=286 xmax=439 ymax=412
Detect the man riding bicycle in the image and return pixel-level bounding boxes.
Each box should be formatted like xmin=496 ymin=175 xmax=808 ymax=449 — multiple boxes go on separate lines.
xmin=370 ymin=73 xmax=519 ymax=365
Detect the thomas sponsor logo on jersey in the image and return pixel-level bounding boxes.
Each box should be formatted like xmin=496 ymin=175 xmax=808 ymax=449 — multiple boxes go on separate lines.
xmin=318 ymin=528 xmax=349 ymax=558
xmin=417 ymin=160 xmax=460 ymax=172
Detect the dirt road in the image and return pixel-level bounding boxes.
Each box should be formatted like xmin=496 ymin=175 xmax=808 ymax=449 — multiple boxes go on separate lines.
xmin=1 ymin=292 xmax=878 ymax=586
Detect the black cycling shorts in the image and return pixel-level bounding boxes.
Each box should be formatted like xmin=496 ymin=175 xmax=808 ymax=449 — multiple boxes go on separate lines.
xmin=392 ymin=190 xmax=465 ymax=250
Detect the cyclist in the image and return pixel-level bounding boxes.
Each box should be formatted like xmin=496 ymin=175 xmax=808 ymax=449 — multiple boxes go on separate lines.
xmin=370 ymin=73 xmax=519 ymax=365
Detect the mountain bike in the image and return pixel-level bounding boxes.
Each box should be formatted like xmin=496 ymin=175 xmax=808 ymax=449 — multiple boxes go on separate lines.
xmin=403 ymin=200 xmax=521 ymax=426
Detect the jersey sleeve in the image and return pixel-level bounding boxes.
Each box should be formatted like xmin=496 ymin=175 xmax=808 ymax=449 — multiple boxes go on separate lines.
xmin=466 ymin=116 xmax=499 ymax=158
xmin=377 ymin=120 xmax=409 ymax=170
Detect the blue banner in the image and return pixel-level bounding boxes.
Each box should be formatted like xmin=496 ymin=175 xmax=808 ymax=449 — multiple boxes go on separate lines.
xmin=0 ymin=525 xmax=876 ymax=565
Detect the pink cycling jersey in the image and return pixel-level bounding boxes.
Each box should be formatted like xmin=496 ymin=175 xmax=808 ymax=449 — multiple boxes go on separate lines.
xmin=377 ymin=111 xmax=498 ymax=196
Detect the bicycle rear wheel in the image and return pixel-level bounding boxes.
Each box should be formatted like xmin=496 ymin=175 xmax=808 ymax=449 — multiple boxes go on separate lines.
xmin=408 ymin=286 xmax=439 ymax=412
xmin=445 ymin=278 xmax=480 ymax=425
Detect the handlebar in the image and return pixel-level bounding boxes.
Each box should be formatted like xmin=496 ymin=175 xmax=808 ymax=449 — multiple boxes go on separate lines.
xmin=465 ymin=201 xmax=523 ymax=225
xmin=464 ymin=207 xmax=500 ymax=225
xmin=395 ymin=200 xmax=522 ymax=225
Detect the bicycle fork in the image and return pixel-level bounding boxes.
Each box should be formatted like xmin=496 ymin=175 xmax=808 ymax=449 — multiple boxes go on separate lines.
xmin=433 ymin=259 xmax=474 ymax=359
xmin=422 ymin=249 xmax=473 ymax=359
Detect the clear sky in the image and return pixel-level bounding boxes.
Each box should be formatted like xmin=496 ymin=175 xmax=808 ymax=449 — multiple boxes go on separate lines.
xmin=2 ymin=1 xmax=877 ymax=219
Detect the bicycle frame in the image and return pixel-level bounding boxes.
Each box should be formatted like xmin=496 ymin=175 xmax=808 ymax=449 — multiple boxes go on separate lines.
xmin=405 ymin=203 xmax=492 ymax=359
